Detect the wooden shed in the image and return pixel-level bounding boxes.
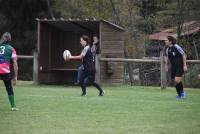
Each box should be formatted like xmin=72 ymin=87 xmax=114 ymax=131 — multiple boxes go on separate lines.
xmin=36 ymin=18 xmax=124 ymax=85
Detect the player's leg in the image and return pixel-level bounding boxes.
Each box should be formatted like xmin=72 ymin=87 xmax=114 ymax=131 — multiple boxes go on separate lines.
xmin=88 ymin=72 xmax=104 ymax=96
xmin=80 ymin=71 xmax=87 ymax=96
xmin=171 ymin=67 xmax=179 ymax=96
xmin=174 ymin=67 xmax=185 ymax=98
xmin=174 ymin=77 xmax=182 ymax=98
xmin=75 ymin=64 xmax=84 ymax=85
xmin=3 ymin=79 xmax=17 ymax=110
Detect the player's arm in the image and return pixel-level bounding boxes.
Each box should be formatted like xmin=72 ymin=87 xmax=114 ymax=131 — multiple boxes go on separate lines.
xmin=13 ymin=60 xmax=18 ymax=81
xmin=11 ymin=48 xmax=18 ymax=85
xmin=69 ymin=46 xmax=88 ymax=60
xmin=69 ymin=54 xmax=83 ymax=60
xmin=164 ymin=56 xmax=170 ymax=72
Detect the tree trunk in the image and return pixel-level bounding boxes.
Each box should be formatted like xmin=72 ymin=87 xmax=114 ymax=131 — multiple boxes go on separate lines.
xmin=46 ymin=0 xmax=54 ymax=19
xmin=124 ymin=46 xmax=134 ymax=85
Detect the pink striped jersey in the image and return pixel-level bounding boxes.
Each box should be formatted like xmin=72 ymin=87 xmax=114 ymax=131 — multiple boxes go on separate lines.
xmin=0 ymin=42 xmax=17 ymax=74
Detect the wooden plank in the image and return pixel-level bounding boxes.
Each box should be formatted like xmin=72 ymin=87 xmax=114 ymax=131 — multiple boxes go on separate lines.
xmin=160 ymin=51 xmax=167 ymax=89
xmin=101 ymin=32 xmax=124 ymax=41
xmin=101 ymin=40 xmax=124 ymax=45
xmin=18 ymin=55 xmax=33 ymax=59
xmin=100 ymin=58 xmax=160 ymax=63
xmin=33 ymin=52 xmax=38 ymax=83
xmin=101 ymin=52 xmax=124 ymax=56
xmin=101 ymin=49 xmax=124 ymax=54
xmin=101 ymin=43 xmax=123 ymax=47
xmin=100 ymin=79 xmax=124 ymax=84
xmin=101 ymin=22 xmax=122 ymax=32
xmin=100 ymin=76 xmax=123 ymax=80
xmin=100 ymin=58 xmax=200 ymax=64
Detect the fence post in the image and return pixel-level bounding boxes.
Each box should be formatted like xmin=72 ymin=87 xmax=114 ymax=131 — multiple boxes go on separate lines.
xmin=160 ymin=51 xmax=167 ymax=89
xmin=95 ymin=54 xmax=101 ymax=84
xmin=33 ymin=51 xmax=38 ymax=83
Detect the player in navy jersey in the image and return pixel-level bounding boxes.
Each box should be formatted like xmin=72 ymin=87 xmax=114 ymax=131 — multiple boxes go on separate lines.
xmin=68 ymin=35 xmax=104 ymax=96
xmin=74 ymin=35 xmax=99 ymax=85
xmin=164 ymin=36 xmax=187 ymax=99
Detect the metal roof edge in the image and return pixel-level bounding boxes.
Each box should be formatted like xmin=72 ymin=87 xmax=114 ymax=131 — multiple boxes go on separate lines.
xmin=35 ymin=18 xmax=125 ymax=31
xmin=101 ymin=19 xmax=125 ymax=31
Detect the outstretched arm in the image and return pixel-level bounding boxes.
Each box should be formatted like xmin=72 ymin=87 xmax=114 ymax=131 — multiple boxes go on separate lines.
xmin=69 ymin=54 xmax=83 ymax=60
xmin=164 ymin=56 xmax=170 ymax=72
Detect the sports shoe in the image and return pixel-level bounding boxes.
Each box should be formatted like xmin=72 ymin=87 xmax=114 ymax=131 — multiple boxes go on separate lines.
xmin=176 ymin=95 xmax=182 ymax=99
xmin=181 ymin=92 xmax=186 ymax=98
xmin=99 ymin=90 xmax=105 ymax=96
xmin=81 ymin=93 xmax=87 ymax=96
xmin=11 ymin=107 xmax=18 ymax=111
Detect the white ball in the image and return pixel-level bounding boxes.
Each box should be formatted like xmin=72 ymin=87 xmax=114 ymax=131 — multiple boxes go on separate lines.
xmin=63 ymin=50 xmax=71 ymax=61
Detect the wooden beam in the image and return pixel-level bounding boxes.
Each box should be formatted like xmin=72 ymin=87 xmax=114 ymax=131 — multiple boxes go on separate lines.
xmin=99 ymin=58 xmax=200 ymax=64
xmin=18 ymin=55 xmax=33 ymax=59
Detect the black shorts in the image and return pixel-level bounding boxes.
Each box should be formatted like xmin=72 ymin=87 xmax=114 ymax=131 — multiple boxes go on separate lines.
xmin=80 ymin=69 xmax=95 ymax=84
xmin=171 ymin=66 xmax=184 ymax=79
xmin=0 ymin=73 xmax=12 ymax=80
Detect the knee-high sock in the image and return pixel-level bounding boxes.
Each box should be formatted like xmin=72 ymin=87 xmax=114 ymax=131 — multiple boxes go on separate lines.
xmin=179 ymin=82 xmax=183 ymax=93
xmin=175 ymin=82 xmax=183 ymax=96
xmin=92 ymin=82 xmax=103 ymax=93
xmin=8 ymin=95 xmax=16 ymax=108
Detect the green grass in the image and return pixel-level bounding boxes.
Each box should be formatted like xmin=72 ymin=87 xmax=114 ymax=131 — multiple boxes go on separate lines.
xmin=0 ymin=81 xmax=200 ymax=134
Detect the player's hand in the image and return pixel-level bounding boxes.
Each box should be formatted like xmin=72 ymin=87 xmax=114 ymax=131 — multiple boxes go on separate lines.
xmin=67 ymin=56 xmax=71 ymax=61
xmin=13 ymin=77 xmax=17 ymax=86
xmin=183 ymin=65 xmax=188 ymax=72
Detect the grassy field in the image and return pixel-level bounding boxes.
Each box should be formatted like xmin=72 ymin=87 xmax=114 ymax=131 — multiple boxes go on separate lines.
xmin=0 ymin=81 xmax=200 ymax=134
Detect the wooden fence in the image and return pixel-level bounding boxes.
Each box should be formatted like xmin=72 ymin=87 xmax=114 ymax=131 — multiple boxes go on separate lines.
xmin=18 ymin=52 xmax=38 ymax=82
xmin=99 ymin=52 xmax=200 ymax=89
xmin=18 ymin=52 xmax=200 ymax=88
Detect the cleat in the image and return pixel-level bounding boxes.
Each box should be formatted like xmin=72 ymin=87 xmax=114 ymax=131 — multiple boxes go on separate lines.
xmin=176 ymin=95 xmax=182 ymax=99
xmin=99 ymin=90 xmax=105 ymax=96
xmin=81 ymin=93 xmax=87 ymax=96
xmin=181 ymin=92 xmax=186 ymax=98
xmin=11 ymin=107 xmax=18 ymax=111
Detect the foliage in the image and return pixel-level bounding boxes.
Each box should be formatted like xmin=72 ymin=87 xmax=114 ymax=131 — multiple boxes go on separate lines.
xmin=0 ymin=0 xmax=49 ymax=54
xmin=178 ymin=38 xmax=192 ymax=59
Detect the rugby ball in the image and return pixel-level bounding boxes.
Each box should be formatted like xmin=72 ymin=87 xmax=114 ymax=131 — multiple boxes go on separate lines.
xmin=63 ymin=50 xmax=71 ymax=61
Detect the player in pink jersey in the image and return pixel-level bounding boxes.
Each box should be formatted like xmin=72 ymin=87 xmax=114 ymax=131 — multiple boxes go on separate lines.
xmin=0 ymin=32 xmax=18 ymax=111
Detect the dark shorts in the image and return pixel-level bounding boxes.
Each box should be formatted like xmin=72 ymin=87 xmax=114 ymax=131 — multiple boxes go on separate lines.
xmin=0 ymin=73 xmax=12 ymax=80
xmin=171 ymin=66 xmax=184 ymax=79
xmin=80 ymin=69 xmax=95 ymax=84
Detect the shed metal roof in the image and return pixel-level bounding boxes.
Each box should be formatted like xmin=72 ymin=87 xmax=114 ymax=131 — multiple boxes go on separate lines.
xmin=36 ymin=18 xmax=125 ymax=32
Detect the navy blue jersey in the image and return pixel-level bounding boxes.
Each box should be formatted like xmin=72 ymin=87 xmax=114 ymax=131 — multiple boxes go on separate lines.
xmin=166 ymin=44 xmax=185 ymax=67
xmin=81 ymin=45 xmax=95 ymax=73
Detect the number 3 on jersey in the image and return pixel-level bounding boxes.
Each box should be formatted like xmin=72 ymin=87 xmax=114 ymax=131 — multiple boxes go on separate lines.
xmin=0 ymin=46 xmax=5 ymax=54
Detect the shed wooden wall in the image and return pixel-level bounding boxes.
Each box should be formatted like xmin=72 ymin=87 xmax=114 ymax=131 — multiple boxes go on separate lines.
xmin=99 ymin=22 xmax=124 ymax=84
xmin=37 ymin=20 xmax=124 ymax=85
xmin=38 ymin=22 xmax=84 ymax=84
